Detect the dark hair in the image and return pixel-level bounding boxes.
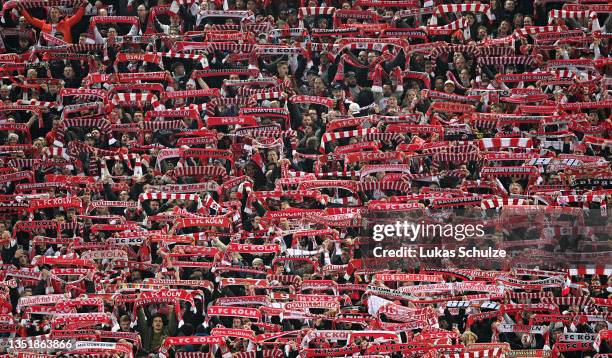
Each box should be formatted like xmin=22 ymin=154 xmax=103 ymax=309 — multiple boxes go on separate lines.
xmin=150 ymin=313 xmax=166 ymax=327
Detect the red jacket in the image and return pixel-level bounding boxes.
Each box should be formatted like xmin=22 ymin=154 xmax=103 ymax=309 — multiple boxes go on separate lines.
xmin=22 ymin=6 xmax=86 ymax=44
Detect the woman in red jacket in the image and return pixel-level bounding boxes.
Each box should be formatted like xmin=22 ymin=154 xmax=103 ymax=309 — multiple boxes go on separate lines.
xmin=18 ymin=0 xmax=88 ymax=44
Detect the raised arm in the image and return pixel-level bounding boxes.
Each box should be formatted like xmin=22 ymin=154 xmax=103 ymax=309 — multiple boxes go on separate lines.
xmin=19 ymin=7 xmax=46 ymax=30
xmin=92 ymin=26 xmax=104 ymax=44
xmin=167 ymin=304 xmax=178 ymax=335
xmin=66 ymin=0 xmax=88 ymax=26
xmin=136 ymin=306 xmax=150 ymax=336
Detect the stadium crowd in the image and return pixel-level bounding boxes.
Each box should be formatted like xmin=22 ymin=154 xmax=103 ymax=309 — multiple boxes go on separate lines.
xmin=0 ymin=0 xmax=610 ymax=356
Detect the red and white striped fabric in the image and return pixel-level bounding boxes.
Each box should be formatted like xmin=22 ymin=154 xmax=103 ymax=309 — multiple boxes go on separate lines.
xmin=439 ymin=169 xmax=470 ymax=179
xmin=356 ymin=181 xmax=411 ymax=193
xmin=567 ymin=266 xmax=611 ymax=276
xmin=553 ymin=69 xmax=578 ymax=79
xmin=43 ymin=147 xmax=71 ymax=161
xmin=481 ymin=198 xmax=527 ymax=209
xmin=315 ymin=171 xmax=360 ymax=178
xmin=327 ymin=196 xmax=359 ymax=206
xmin=55 ymin=118 xmax=115 ymax=147
xmin=430 ymin=44 xmax=480 ymax=59
xmin=556 ymin=194 xmax=607 ymax=217
xmin=175 ymin=41 xmax=255 ymax=53
xmin=478 ymin=56 xmax=537 ymax=66
xmin=298 ymin=7 xmax=335 ymax=20
xmin=101 ymin=154 xmax=145 ymax=177
xmin=470 ymin=117 xmax=498 ymax=130
xmin=111 ymin=93 xmax=161 ymax=108
xmin=432 ymin=152 xmax=481 ymax=164
xmin=243 ymin=23 xmax=275 ymax=34
xmin=60 ymin=88 xmax=108 ymax=101
xmin=248 ymin=90 xmax=287 ymax=101
xmin=433 ymin=3 xmax=493 ymax=21
xmin=210 ymin=24 xmax=240 ymax=31
xmin=442 ymin=348 xmax=504 ymax=358
xmin=7 ymin=158 xmax=39 ymax=169
xmin=101 ymin=153 xmax=141 ymax=162
xmin=15 ymin=99 xmax=57 ymax=108
xmin=553 ymin=70 xmax=599 ymax=82
xmin=422 ymin=144 xmax=478 ymax=154
xmin=477 ymin=138 xmax=533 ymax=150
xmin=197 ymin=9 xmax=252 ymax=19
xmin=156 ymin=51 xmax=205 ymax=61
xmin=209 ymin=43 xmax=256 ymax=53
xmin=425 ymin=18 xmax=469 ymax=36
xmin=171 ymin=0 xmax=197 ymax=5
xmin=320 ymin=128 xmax=379 ymax=153
xmin=505 ymin=291 xmax=553 ymax=300
xmin=514 ymin=26 xmax=566 ymax=38
xmin=210 ymin=97 xmax=257 ymax=108
xmin=336 ymin=41 xmax=407 ymax=53
xmin=201 ymin=193 xmax=221 ymax=213
xmin=287 ymin=170 xmax=312 ymax=177
xmin=541 ymin=296 xmax=593 ymax=307
xmin=171 ymin=166 xmax=229 ymax=180
xmin=138 ymin=192 xmax=203 ymax=212
xmin=174 ymin=351 xmax=211 ymax=357
xmin=556 ymin=194 xmax=606 ymax=204
xmin=583 ymin=135 xmax=612 ymax=147
xmin=268 ymin=28 xmax=308 ymax=39
xmin=548 ymin=10 xmax=600 ymax=31
xmin=401 ymin=172 xmax=439 ymax=180
xmin=142 ymin=120 xmax=186 ymax=131
xmin=364 ymin=133 xmax=405 ymax=143
xmin=238 ymin=86 xmax=282 ymax=95
xmin=301 ymin=41 xmax=338 ymax=53
xmin=478 ymin=47 xmax=515 ymax=57
xmin=234 ymin=350 xmax=284 ymax=358
xmin=546 ymin=59 xmax=596 ymax=71
xmin=235 ymin=128 xmax=296 ymax=139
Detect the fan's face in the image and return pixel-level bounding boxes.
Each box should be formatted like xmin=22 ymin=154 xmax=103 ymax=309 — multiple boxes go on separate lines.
xmin=50 ymin=8 xmax=61 ymax=22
